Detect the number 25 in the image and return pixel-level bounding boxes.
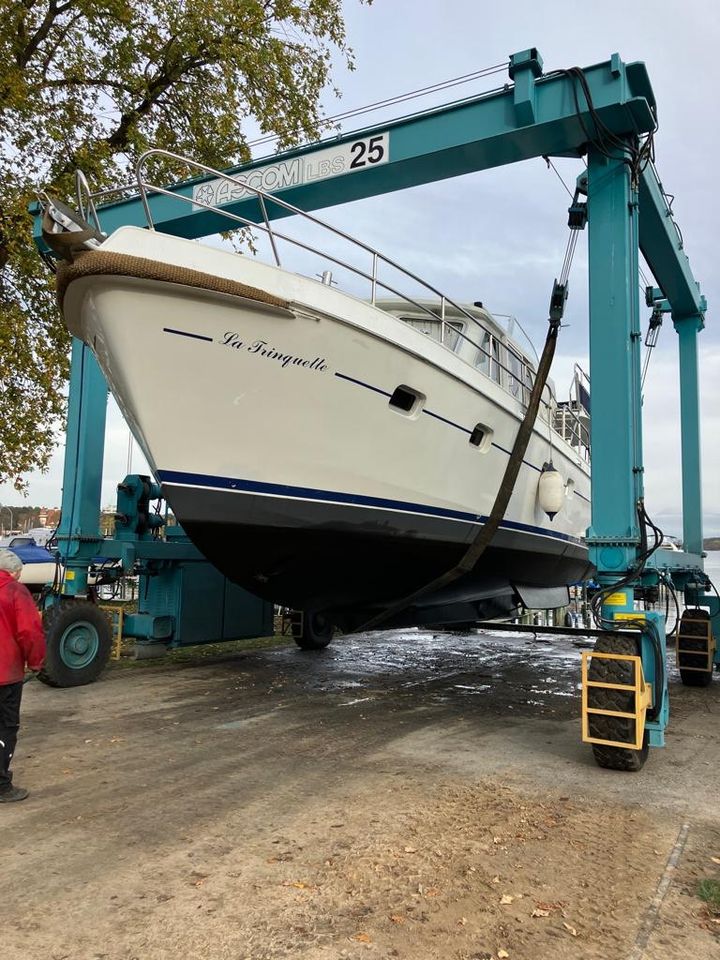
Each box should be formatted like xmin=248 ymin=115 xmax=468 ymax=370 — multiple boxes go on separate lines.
xmin=350 ymin=136 xmax=385 ymax=169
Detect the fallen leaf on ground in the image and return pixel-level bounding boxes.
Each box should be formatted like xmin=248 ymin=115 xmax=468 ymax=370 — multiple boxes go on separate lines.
xmin=500 ymin=894 xmax=514 ymax=905
xmin=352 ymin=933 xmax=372 ymax=943
xmin=535 ymin=901 xmax=563 ymax=912
xmin=491 ymin=876 xmax=501 ymax=884
xmin=498 ymin=950 xmax=510 ymax=958
xmin=531 ymin=908 xmax=550 ymax=918
xmin=563 ymin=922 xmax=578 ymax=936
xmin=711 ymin=857 xmax=720 ymax=865
xmin=404 ymin=846 xmax=417 ymax=853
xmin=457 ymin=917 xmax=467 ymax=926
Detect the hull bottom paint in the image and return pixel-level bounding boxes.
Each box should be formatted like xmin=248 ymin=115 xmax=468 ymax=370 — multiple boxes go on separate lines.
xmin=165 ymin=479 xmax=592 ymax=630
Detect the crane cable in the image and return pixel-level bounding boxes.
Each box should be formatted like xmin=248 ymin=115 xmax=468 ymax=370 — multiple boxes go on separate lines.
xmin=247 ymin=63 xmax=510 ymax=151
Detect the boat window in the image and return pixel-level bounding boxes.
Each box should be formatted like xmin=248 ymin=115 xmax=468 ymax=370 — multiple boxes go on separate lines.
xmin=401 ymin=317 xmax=464 ymax=352
xmin=475 ymin=332 xmax=501 ymax=383
xmin=388 ymin=385 xmax=424 ymax=415
xmin=469 ymin=426 xmax=485 ymax=446
xmin=469 ymin=421 xmax=493 ymax=452
xmin=507 ymin=348 xmax=523 ymax=400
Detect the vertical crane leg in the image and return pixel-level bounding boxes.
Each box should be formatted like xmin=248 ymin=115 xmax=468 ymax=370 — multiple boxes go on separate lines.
xmin=39 ymin=338 xmax=114 ymax=688
xmin=53 ymin=337 xmax=108 ymax=594
xmin=582 ymin=147 xmax=667 ymax=770
xmin=674 ymin=316 xmax=704 ymax=557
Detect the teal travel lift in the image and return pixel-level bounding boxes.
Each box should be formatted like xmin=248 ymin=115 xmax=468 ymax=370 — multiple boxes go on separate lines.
xmin=34 ymin=49 xmax=717 ymax=769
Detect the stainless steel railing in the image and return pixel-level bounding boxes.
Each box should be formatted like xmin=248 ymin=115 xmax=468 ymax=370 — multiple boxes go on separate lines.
xmin=133 ymin=150 xmax=548 ymax=403
xmin=75 ymin=150 xmax=590 ymax=456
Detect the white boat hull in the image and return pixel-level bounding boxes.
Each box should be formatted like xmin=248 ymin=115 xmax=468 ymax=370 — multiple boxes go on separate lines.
xmin=62 ymin=227 xmax=592 ymax=627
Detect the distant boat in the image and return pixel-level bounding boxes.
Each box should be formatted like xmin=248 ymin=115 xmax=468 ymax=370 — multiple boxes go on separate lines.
xmin=0 ymin=536 xmax=57 ymax=592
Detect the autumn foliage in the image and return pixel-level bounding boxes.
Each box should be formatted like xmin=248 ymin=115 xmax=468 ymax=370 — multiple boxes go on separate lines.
xmin=0 ymin=0 xmax=366 ymax=488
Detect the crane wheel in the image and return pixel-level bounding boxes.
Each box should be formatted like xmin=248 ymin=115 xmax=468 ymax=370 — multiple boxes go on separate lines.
xmin=292 ymin=610 xmax=334 ymax=650
xmin=39 ymin=601 xmax=113 ymax=687
xmin=587 ymin=634 xmax=649 ymax=772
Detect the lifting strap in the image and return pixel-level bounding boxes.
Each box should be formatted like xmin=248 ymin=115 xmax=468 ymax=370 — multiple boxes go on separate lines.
xmin=357 ymin=299 xmax=563 ymax=632
xmin=357 ymin=204 xmax=585 ymax=631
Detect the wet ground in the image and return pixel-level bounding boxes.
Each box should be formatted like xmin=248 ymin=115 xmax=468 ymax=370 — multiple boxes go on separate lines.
xmin=3 ymin=627 xmax=720 ymax=960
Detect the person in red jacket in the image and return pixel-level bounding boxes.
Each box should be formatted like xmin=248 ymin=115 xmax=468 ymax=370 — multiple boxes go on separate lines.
xmin=0 ymin=549 xmax=46 ymax=802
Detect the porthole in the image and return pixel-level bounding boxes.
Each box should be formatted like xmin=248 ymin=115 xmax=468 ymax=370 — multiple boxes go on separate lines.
xmin=469 ymin=422 xmax=493 ymax=452
xmin=389 ymin=385 xmax=425 ymax=417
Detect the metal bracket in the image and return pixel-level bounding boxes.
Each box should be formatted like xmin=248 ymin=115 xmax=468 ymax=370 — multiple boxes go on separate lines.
xmin=508 ymin=48 xmax=544 ymax=126
xmin=549 ymin=279 xmax=568 ymax=322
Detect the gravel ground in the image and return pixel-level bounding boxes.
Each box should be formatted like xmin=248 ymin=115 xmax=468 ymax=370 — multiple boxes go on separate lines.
xmin=2 ymin=627 xmax=719 ymax=960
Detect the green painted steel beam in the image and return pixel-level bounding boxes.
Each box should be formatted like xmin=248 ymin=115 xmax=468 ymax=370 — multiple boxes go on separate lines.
xmin=639 ymin=166 xmax=706 ymax=319
xmin=54 ymin=339 xmax=108 ymax=596
xmin=674 ymin=316 xmax=705 ymax=555
xmin=32 ymin=53 xmax=657 ymax=243
xmin=586 ymin=148 xmax=645 ymax=571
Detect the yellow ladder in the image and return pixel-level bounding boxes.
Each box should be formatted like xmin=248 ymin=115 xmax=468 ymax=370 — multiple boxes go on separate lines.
xmin=98 ymin=604 xmax=124 ymax=660
xmin=581 ymin=652 xmax=652 ymax=751
xmin=676 ymin=611 xmax=715 ymax=673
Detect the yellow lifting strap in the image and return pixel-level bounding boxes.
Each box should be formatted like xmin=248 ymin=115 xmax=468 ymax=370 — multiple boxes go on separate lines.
xmin=580 ymin=652 xmax=652 ymax=751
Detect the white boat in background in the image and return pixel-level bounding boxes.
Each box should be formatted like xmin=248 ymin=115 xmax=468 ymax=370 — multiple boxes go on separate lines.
xmin=0 ymin=536 xmax=57 ymax=592
xmin=41 ymin=152 xmax=593 ymax=634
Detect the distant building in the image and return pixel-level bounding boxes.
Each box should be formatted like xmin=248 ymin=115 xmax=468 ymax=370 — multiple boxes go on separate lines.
xmin=37 ymin=507 xmax=61 ymax=528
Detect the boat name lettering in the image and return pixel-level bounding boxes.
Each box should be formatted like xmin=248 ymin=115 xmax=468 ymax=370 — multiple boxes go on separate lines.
xmin=192 ymin=133 xmax=389 ymax=209
xmin=221 ymin=332 xmax=327 ymax=372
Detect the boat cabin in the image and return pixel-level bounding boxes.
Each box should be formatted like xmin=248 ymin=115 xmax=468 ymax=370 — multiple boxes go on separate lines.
xmin=376 ymin=299 xmax=538 ymax=407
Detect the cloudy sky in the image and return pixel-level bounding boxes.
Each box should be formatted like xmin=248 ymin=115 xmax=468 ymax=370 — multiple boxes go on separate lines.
xmin=2 ymin=0 xmax=718 ymax=537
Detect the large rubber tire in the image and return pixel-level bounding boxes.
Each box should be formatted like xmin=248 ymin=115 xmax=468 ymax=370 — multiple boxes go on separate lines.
xmin=292 ymin=610 xmax=334 ymax=650
xmin=678 ymin=609 xmax=714 ymax=687
xmin=680 ymin=667 xmax=714 ymax=687
xmin=39 ymin=601 xmax=113 ymax=687
xmin=587 ymin=633 xmax=649 ymax=772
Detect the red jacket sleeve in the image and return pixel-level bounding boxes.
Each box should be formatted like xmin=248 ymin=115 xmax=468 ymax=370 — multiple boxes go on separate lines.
xmin=13 ymin=583 xmax=46 ymax=672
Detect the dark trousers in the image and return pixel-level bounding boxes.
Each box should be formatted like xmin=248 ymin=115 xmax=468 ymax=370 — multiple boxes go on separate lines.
xmin=0 ymin=682 xmax=23 ymax=791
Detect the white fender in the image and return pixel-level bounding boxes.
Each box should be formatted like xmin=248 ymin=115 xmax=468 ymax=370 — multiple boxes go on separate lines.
xmin=538 ymin=463 xmax=565 ymax=521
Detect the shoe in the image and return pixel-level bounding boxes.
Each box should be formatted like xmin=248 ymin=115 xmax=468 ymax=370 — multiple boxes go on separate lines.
xmin=0 ymin=786 xmax=29 ymax=803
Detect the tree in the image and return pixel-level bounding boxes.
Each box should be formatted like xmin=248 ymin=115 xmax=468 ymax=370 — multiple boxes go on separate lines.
xmin=0 ymin=0 xmax=368 ymax=489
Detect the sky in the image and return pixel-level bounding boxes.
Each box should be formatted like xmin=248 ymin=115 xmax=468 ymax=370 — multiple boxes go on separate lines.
xmin=1 ymin=0 xmax=719 ymax=536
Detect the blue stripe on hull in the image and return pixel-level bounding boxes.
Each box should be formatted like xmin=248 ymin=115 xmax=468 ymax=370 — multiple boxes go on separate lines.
xmin=157 ymin=469 xmax=586 ymax=547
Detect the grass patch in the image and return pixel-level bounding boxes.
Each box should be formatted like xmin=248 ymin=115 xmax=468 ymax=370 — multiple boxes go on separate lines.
xmin=698 ymin=878 xmax=720 ymax=915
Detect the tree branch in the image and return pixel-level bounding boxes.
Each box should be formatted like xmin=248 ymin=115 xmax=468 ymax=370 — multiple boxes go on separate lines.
xmin=105 ymin=55 xmax=208 ymax=151
xmin=16 ymin=0 xmax=80 ymax=69
xmin=38 ymin=9 xmax=85 ymax=79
